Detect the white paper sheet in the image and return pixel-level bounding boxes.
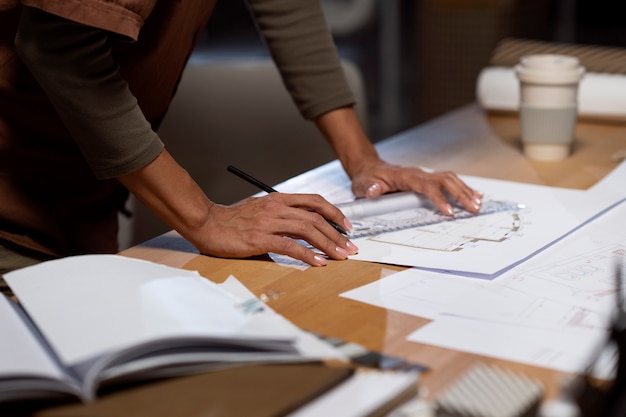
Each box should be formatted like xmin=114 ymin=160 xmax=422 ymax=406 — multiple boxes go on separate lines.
xmin=341 ymin=266 xmax=608 ymax=332
xmin=407 ymin=316 xmax=607 ymax=374
xmin=0 ymin=296 xmax=68 ymax=381
xmin=493 ymin=195 xmax=626 ymax=317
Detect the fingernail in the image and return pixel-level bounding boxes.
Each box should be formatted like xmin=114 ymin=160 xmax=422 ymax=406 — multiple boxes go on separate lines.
xmin=445 ymin=204 xmax=454 ymax=216
xmin=346 ymin=241 xmax=359 ymax=254
xmin=336 ymin=246 xmax=349 ymax=258
xmin=343 ymin=217 xmax=353 ymax=230
xmin=366 ymin=183 xmax=380 ymax=198
xmin=313 ymin=255 xmax=328 ymax=266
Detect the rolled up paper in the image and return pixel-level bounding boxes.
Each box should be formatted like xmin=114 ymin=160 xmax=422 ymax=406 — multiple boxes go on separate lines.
xmin=477 ymin=66 xmax=626 ymax=121
xmin=335 ymin=191 xmax=431 ymax=220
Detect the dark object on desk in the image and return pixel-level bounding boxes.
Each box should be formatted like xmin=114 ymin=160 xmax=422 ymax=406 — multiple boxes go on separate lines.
xmin=575 ymin=262 xmax=626 ymax=417
xmin=312 ymin=332 xmax=429 ymax=373
xmin=32 ymin=363 xmax=353 ymax=417
xmin=227 ymin=165 xmax=348 ymax=235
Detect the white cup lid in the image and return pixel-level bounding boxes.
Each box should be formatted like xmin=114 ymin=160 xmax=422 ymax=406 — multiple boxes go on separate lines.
xmin=515 ymin=54 xmax=585 ymax=85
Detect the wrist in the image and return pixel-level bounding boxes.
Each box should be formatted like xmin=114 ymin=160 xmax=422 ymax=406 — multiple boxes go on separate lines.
xmin=314 ymin=106 xmax=380 ymax=178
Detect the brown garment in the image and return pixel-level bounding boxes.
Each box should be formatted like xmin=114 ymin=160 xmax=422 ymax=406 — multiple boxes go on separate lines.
xmin=0 ymin=0 xmax=216 ymax=257
xmin=0 ymin=0 xmax=355 ymax=259
xmin=20 ymin=0 xmax=157 ymax=41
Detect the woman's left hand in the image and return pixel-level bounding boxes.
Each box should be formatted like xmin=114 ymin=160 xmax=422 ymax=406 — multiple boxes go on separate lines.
xmin=349 ymin=161 xmax=483 ymax=216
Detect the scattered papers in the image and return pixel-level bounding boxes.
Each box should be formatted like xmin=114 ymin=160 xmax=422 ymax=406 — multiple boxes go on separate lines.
xmin=339 ymin=161 xmax=626 ymax=374
xmin=342 ymin=196 xmax=626 ymax=374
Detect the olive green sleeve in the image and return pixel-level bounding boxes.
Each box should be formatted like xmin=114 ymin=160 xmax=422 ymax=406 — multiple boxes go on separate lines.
xmin=246 ymin=0 xmax=356 ymax=120
xmin=14 ymin=6 xmax=164 ymax=180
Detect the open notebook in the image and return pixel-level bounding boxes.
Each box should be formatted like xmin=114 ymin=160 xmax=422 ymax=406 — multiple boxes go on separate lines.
xmin=0 ymin=255 xmax=342 ymax=404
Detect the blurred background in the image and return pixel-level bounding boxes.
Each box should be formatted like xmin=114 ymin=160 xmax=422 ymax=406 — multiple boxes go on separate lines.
xmin=123 ymin=0 xmax=626 ymax=247
xmin=195 ymin=0 xmax=626 ymax=139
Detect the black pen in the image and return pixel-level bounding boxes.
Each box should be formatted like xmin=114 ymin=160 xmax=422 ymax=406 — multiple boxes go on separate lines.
xmin=227 ymin=165 xmax=348 ymax=236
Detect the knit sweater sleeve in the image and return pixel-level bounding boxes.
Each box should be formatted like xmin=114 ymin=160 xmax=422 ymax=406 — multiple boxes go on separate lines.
xmin=246 ymin=0 xmax=356 ymax=120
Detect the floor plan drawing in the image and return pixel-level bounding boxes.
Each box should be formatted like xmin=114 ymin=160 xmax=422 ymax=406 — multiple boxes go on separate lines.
xmin=368 ymin=209 xmax=523 ymax=252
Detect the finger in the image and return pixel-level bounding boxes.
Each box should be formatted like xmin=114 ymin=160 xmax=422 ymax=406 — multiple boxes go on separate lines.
xmin=276 ymin=211 xmax=358 ymax=259
xmin=278 ymin=193 xmax=354 ymax=234
xmin=438 ymin=172 xmax=482 ymax=213
xmin=366 ymin=182 xmax=382 ymax=198
xmin=419 ymin=186 xmax=455 ymax=216
xmin=247 ymin=196 xmax=358 ymax=257
xmin=254 ymin=193 xmax=356 ymax=249
xmin=267 ymin=235 xmax=330 ymax=266
xmin=351 ymin=174 xmax=394 ymax=199
xmin=265 ymin=218 xmax=354 ymax=264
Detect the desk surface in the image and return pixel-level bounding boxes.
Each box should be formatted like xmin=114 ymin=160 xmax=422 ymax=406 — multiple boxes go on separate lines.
xmin=119 ymin=104 xmax=626 ymax=405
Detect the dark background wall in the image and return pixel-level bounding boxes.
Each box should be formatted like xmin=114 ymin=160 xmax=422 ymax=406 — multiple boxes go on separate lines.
xmin=195 ymin=0 xmax=626 ymax=140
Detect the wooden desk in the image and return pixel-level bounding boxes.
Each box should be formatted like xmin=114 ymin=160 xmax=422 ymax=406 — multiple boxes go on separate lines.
xmin=120 ymin=104 xmax=626 ymax=404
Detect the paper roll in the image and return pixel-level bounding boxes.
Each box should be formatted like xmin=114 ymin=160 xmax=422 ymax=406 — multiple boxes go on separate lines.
xmin=477 ymin=66 xmax=626 ymax=121
xmin=335 ymin=191 xmax=431 ymax=220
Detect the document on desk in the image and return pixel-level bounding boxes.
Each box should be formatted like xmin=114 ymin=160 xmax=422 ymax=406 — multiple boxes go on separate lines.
xmin=277 ymin=160 xmax=626 ymax=276
xmin=1 ymin=255 xmax=346 ymax=403
xmin=341 ymin=268 xmax=610 ymax=374
xmin=341 ymin=194 xmax=626 ymax=375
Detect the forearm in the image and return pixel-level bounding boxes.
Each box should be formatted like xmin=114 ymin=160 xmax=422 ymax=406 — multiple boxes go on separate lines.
xmin=117 ymin=150 xmax=215 ymax=248
xmin=314 ymin=106 xmax=381 ymax=179
xmin=118 ymin=149 xmax=356 ymax=266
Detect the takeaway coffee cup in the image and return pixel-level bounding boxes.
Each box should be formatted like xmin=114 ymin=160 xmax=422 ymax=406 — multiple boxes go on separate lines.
xmin=515 ymin=54 xmax=585 ymax=161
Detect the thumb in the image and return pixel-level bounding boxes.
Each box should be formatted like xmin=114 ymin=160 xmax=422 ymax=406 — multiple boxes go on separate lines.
xmin=365 ymin=182 xmax=383 ymax=199
xmin=352 ymin=179 xmax=389 ymax=199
